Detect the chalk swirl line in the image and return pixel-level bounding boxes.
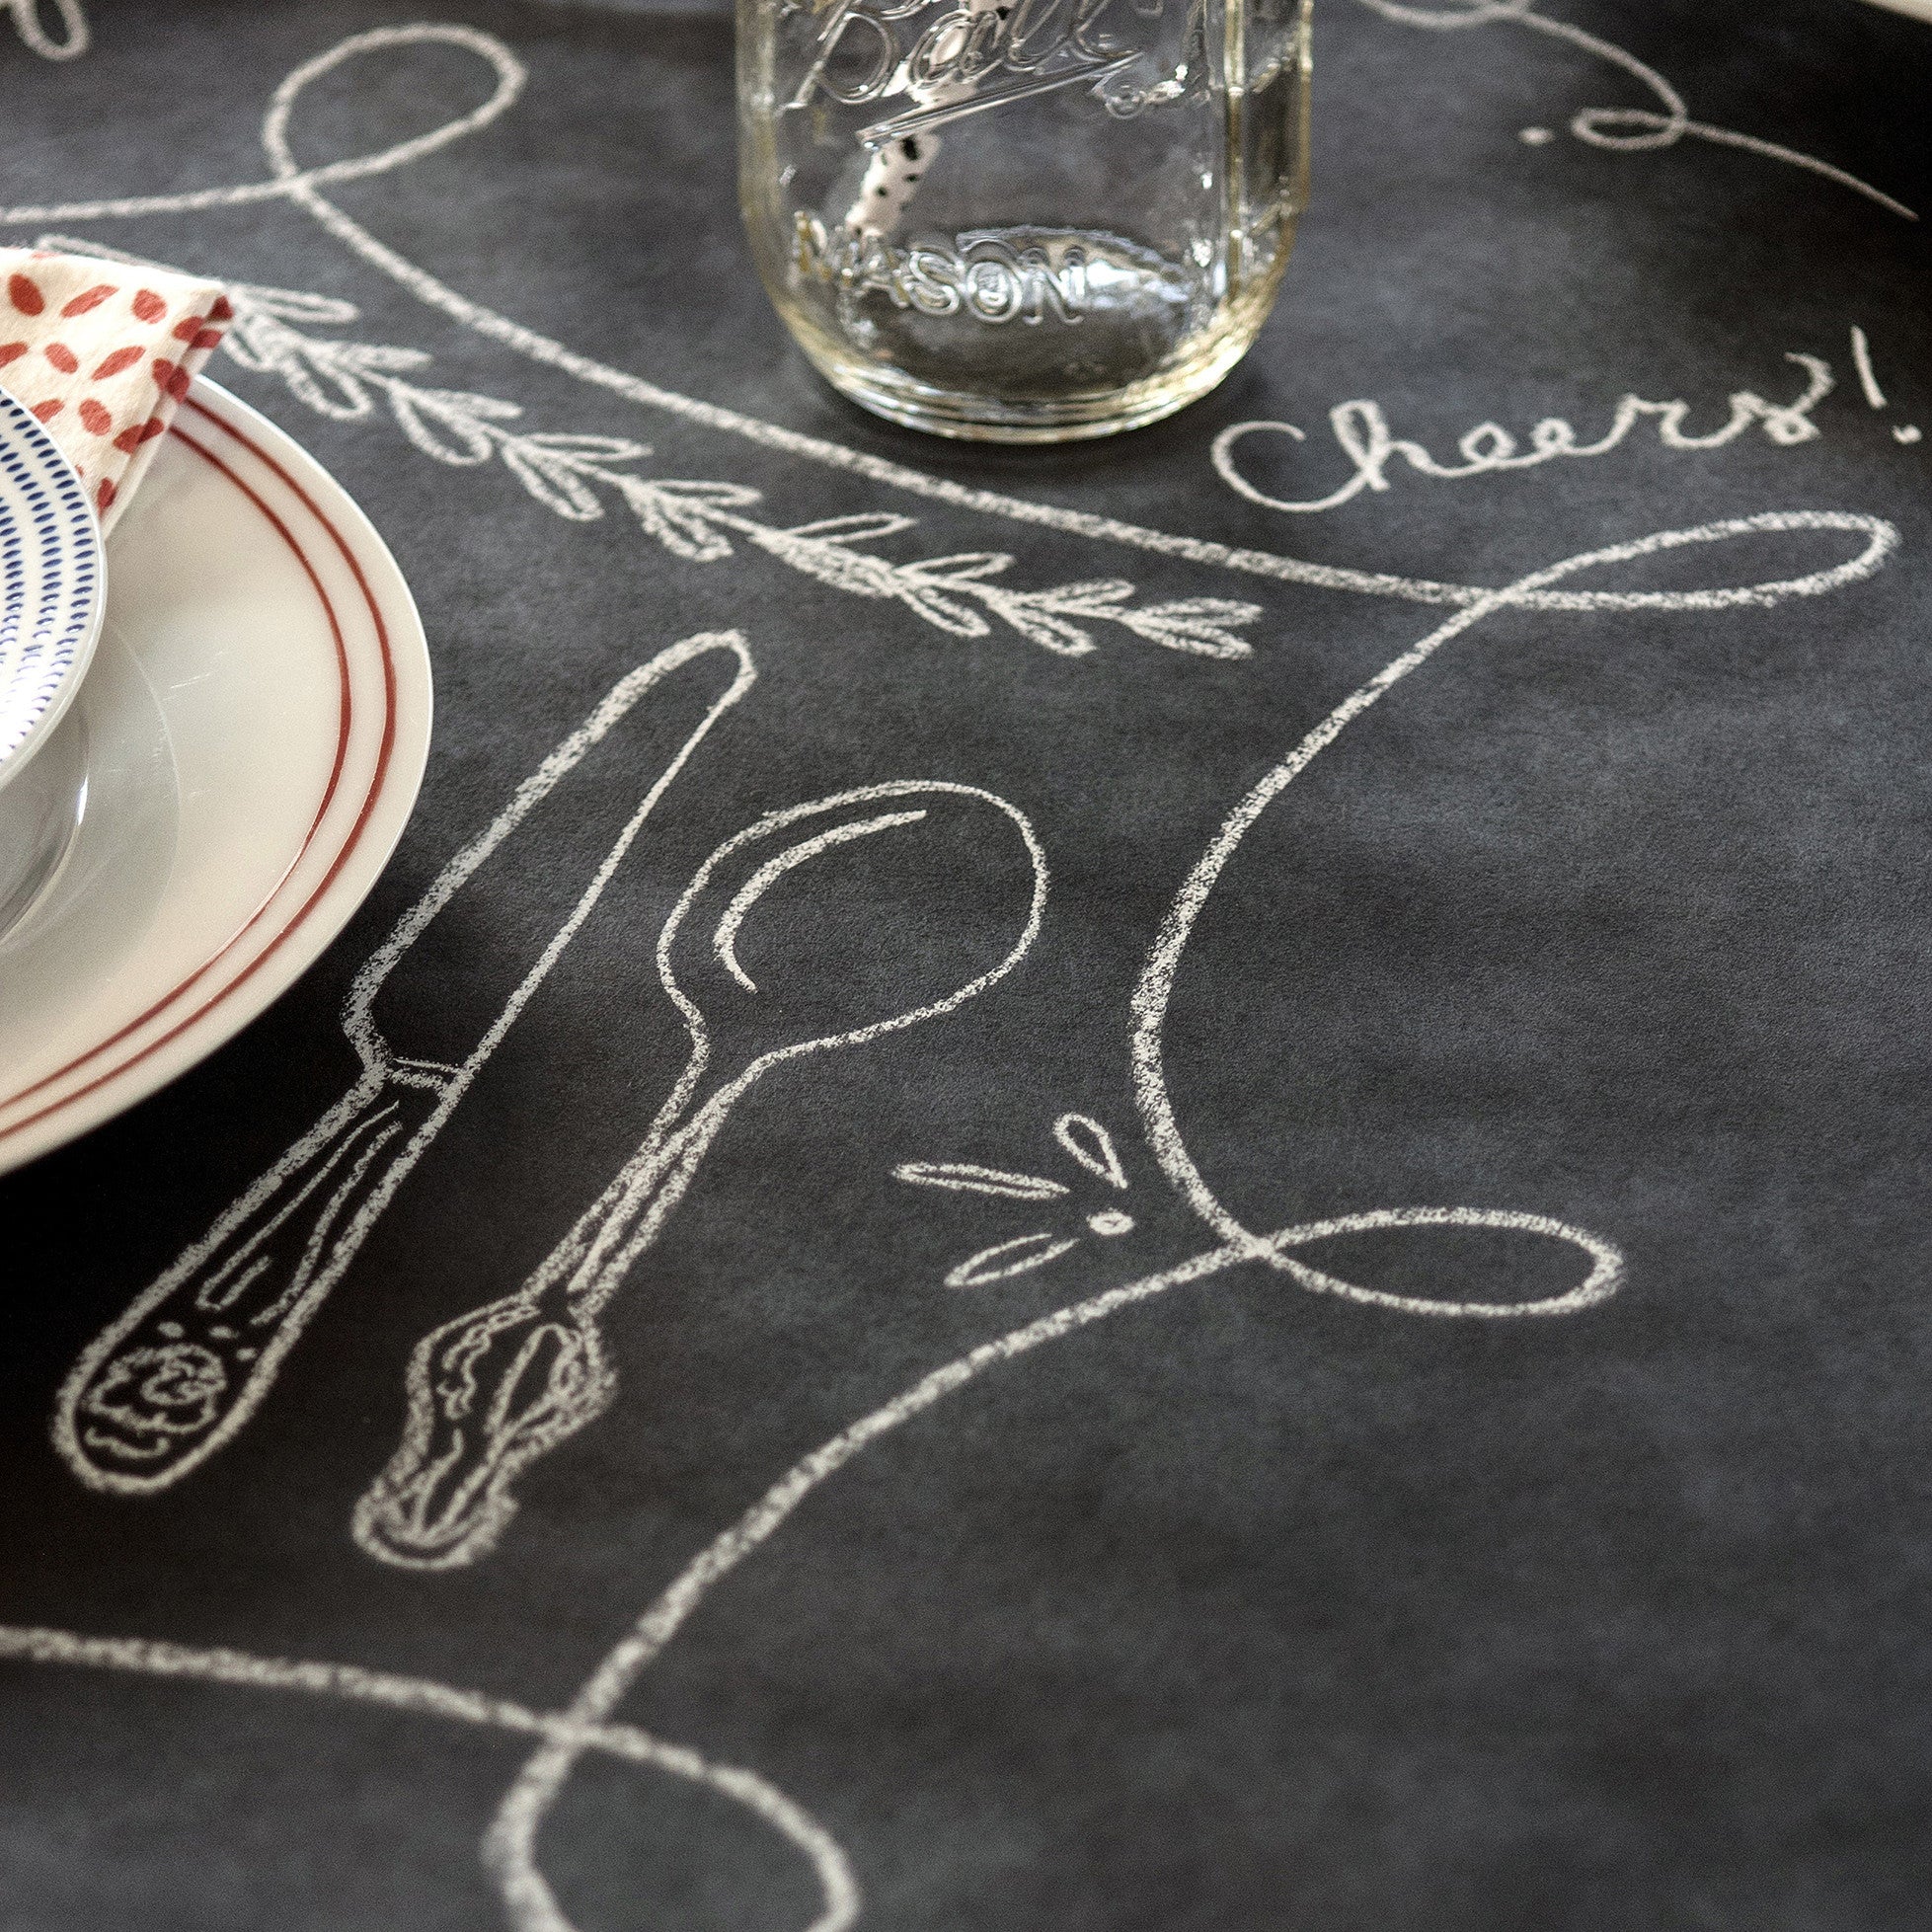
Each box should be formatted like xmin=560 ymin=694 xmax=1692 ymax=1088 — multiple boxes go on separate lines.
xmin=1355 ymin=0 xmax=1916 ymax=221
xmin=0 ymin=1621 xmax=859 ymax=1932
xmin=3 ymin=0 xmax=86 ymax=62
xmin=484 ymin=509 xmax=1896 ymax=1931
xmin=0 ymin=25 xmax=524 ymax=221
xmin=7 ymin=506 xmax=1901 ymax=1930
xmin=0 ymin=23 xmax=1900 ymax=618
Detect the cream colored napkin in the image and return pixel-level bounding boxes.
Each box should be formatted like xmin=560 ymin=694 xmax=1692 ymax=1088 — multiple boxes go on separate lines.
xmin=0 ymin=246 xmax=232 ymax=530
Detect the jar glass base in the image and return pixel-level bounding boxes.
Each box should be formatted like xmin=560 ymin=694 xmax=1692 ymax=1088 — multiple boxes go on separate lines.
xmin=788 ymin=294 xmax=1277 ymax=445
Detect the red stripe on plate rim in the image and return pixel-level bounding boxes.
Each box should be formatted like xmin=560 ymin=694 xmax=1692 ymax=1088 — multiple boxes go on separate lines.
xmin=0 ymin=394 xmax=402 ymax=1144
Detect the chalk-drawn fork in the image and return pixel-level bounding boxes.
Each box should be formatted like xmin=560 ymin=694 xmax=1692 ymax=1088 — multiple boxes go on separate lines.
xmin=52 ymin=632 xmax=757 ymax=1496
xmin=351 ymin=780 xmax=1048 ymax=1570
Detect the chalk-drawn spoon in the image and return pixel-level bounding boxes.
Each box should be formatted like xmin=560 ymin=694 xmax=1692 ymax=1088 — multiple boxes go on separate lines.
xmin=52 ymin=633 xmax=756 ymax=1497
xmin=351 ymin=780 xmax=1048 ymax=1570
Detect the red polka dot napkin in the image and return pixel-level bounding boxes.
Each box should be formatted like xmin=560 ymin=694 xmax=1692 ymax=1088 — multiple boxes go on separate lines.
xmin=0 ymin=246 xmax=231 ymax=531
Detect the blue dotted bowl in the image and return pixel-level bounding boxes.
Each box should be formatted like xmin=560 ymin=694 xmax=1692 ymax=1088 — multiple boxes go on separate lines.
xmin=0 ymin=387 xmax=105 ymax=797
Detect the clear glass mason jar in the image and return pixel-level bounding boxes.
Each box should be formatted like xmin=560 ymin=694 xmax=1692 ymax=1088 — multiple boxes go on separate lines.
xmin=737 ymin=0 xmax=1312 ymax=440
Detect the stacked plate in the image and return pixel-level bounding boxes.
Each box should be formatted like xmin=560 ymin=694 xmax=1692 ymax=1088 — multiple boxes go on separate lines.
xmin=0 ymin=381 xmax=431 ymax=1175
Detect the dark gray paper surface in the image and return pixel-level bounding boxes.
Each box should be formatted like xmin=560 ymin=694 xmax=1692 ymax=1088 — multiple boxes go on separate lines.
xmin=2 ymin=2 xmax=1931 ymax=1926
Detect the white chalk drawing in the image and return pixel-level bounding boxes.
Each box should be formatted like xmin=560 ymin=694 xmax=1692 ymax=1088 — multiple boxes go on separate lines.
xmin=54 ymin=631 xmax=758 ymax=1495
xmin=1851 ymin=326 xmax=1888 ymax=411
xmin=0 ymin=1623 xmax=859 ymax=1932
xmin=205 ymin=276 xmax=1261 ymax=661
xmin=1849 ymin=324 xmax=1923 ymax=446
xmin=1354 ymin=0 xmax=1917 ymax=222
xmin=351 ymin=780 xmax=1050 ymax=1571
xmin=1215 ymin=331 xmax=1923 ymax=516
xmin=3 ymin=507 xmax=1909 ymax=1929
xmin=897 ymin=1111 xmax=1139 ymax=1286
xmin=5 ymin=24 xmax=525 ymax=222
xmin=1212 ymin=352 xmax=1835 ymax=515
xmin=484 ymin=512 xmax=1904 ymax=1932
xmin=943 ymin=1231 xmax=1085 ymax=1286
xmin=40 ymin=243 xmax=1257 ymax=661
xmin=8 ymin=27 xmax=1905 ymax=625
xmin=2 ymin=0 xmax=86 ymax=60
xmin=3 ymin=9 xmax=1923 ymax=1928
xmin=889 ymin=1160 xmax=1069 ymax=1200
xmin=1055 ymin=1112 xmax=1130 ymax=1189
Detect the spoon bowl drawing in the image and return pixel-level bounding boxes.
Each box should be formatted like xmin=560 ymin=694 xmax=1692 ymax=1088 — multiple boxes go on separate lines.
xmin=352 ymin=780 xmax=1048 ymax=1569
xmin=661 ymin=780 xmax=1047 ymax=1076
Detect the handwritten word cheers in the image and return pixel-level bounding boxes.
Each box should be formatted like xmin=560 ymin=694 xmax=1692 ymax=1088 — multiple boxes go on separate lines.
xmin=1212 ymin=351 xmax=1836 ymax=514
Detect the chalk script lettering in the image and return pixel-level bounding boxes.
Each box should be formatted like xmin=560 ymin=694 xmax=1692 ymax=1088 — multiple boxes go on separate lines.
xmin=793 ymin=213 xmax=1089 ymax=323
xmin=1212 ymin=352 xmax=1836 ymax=514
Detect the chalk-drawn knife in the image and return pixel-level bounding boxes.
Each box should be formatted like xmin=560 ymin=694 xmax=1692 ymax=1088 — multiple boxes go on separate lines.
xmin=52 ymin=630 xmax=757 ymax=1496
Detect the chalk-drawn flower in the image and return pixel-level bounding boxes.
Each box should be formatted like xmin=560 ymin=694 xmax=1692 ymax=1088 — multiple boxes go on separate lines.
xmin=895 ymin=1112 xmax=1136 ymax=1286
xmin=76 ymin=1343 xmax=228 ymax=1450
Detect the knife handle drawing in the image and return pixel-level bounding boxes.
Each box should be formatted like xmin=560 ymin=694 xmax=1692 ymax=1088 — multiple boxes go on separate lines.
xmin=52 ymin=1073 xmax=449 ymax=1493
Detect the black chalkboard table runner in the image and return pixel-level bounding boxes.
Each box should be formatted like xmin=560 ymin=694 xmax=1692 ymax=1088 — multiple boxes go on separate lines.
xmin=2 ymin=3 xmax=1930 ymax=1927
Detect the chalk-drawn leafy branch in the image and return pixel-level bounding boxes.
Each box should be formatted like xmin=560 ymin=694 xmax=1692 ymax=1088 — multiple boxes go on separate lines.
xmin=219 ymin=281 xmax=1262 ymax=661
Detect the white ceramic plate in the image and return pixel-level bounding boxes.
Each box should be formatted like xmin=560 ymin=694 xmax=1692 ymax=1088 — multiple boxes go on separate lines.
xmin=0 ymin=379 xmax=431 ymax=1175
xmin=0 ymin=383 xmax=103 ymax=790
